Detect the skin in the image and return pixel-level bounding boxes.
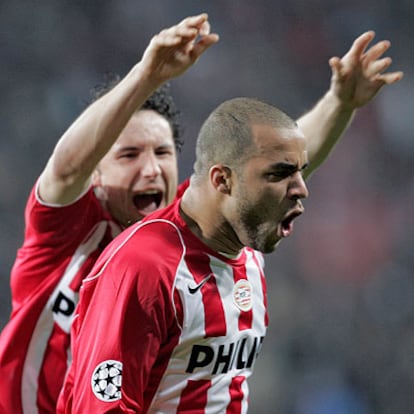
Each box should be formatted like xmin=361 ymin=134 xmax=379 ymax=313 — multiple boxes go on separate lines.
xmin=38 ymin=14 xmax=218 ymax=208
xmin=181 ymin=123 xmax=309 ymax=255
xmin=228 ymin=124 xmax=309 ymax=253
xmin=85 ymin=29 xmax=403 ymax=231
xmin=3 ymin=14 xmax=403 ymax=413
xmin=92 ymin=109 xmax=178 ymax=227
xmin=38 ymin=20 xmax=402 ymax=233
xmin=299 ymin=30 xmax=403 ymax=178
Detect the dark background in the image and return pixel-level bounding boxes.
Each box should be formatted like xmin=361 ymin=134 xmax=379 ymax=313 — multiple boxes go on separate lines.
xmin=1 ymin=1 xmax=413 ymax=413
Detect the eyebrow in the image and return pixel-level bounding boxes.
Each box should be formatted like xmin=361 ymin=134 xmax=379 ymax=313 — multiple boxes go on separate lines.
xmin=271 ymin=161 xmax=309 ymax=173
xmin=116 ymin=146 xmax=139 ymax=152
xmin=115 ymin=143 xmax=174 ymax=152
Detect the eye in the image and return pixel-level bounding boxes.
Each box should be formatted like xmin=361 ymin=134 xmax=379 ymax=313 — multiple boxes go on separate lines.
xmin=118 ymin=152 xmax=138 ymax=159
xmin=265 ymin=171 xmax=289 ymax=182
xmin=121 ymin=153 xmax=136 ymax=158
xmin=116 ymin=149 xmax=140 ymax=161
xmin=155 ymin=146 xmax=174 ymax=157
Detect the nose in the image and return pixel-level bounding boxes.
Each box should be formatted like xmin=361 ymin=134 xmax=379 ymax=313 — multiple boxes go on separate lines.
xmin=140 ymin=151 xmax=162 ymax=179
xmin=287 ymin=172 xmax=309 ymax=200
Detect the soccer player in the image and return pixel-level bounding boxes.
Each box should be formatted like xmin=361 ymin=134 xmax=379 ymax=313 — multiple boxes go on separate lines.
xmin=54 ymin=98 xmax=321 ymax=411
xmin=0 ymin=14 xmax=219 ymax=414
xmin=0 ymin=12 xmax=402 ymax=414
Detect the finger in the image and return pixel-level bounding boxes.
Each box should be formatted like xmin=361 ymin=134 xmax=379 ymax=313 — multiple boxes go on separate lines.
xmin=363 ymin=40 xmax=391 ymax=63
xmin=156 ymin=13 xmax=209 ymax=46
xmin=376 ymin=71 xmax=404 ymax=85
xmin=154 ymin=24 xmax=199 ymax=51
xmin=329 ymin=56 xmax=342 ymax=72
xmin=178 ymin=13 xmax=209 ymax=32
xmin=365 ymin=57 xmax=392 ymax=77
xmin=149 ymin=31 xmax=180 ymax=50
xmin=190 ymin=33 xmax=220 ymax=61
xmin=329 ymin=56 xmax=344 ymax=79
xmin=171 ymin=15 xmax=213 ymax=47
xmin=345 ymin=31 xmax=376 ymax=60
xmin=168 ymin=25 xmax=199 ymax=42
xmin=199 ymin=20 xmax=211 ymax=37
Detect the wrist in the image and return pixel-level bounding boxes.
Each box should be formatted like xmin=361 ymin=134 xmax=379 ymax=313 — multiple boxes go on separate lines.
xmin=127 ymin=62 xmax=166 ymax=95
xmin=325 ymin=89 xmax=356 ymax=113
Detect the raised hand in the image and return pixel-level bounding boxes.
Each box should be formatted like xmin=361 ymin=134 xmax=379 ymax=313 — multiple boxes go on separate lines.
xmin=140 ymin=13 xmax=219 ymax=83
xmin=328 ymin=31 xmax=403 ymax=109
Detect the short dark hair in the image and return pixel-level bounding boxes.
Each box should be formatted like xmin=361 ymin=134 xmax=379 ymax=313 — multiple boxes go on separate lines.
xmin=90 ymin=72 xmax=183 ymax=151
xmin=194 ymin=97 xmax=296 ymax=176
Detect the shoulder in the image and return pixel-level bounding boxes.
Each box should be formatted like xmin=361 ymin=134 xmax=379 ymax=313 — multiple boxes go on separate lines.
xmin=25 ymin=181 xmax=105 ymax=234
xmin=88 ymin=217 xmax=185 ymax=280
xmin=120 ymin=218 xmax=185 ymax=263
xmin=124 ymin=199 xmax=186 ymax=260
xmin=81 ymin=218 xmax=185 ymax=315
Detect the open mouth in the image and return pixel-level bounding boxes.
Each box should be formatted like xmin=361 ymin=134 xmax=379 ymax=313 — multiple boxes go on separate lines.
xmin=280 ymin=210 xmax=303 ymax=238
xmin=133 ymin=190 xmax=163 ymax=215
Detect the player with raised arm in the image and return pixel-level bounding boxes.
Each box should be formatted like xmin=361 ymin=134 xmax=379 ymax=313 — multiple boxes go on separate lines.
xmin=0 ymin=14 xmax=218 ymax=414
xmin=0 ymin=13 xmax=402 ymax=413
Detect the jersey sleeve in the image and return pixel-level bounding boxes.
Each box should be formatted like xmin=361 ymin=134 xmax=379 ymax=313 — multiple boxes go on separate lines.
xmin=24 ymin=181 xmax=103 ymax=242
xmin=10 ymin=182 xmax=109 ymax=305
xmin=60 ymin=221 xmax=184 ymax=413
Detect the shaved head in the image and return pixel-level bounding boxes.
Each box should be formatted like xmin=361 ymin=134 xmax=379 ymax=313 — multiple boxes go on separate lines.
xmin=193 ymin=97 xmax=297 ymax=178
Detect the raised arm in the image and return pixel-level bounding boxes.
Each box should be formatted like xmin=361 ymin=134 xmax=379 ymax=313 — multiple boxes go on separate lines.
xmin=299 ymin=31 xmax=403 ymax=179
xmin=39 ymin=14 xmax=219 ymax=205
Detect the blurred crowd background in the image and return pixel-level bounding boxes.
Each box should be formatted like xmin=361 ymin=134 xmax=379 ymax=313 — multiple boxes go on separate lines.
xmin=1 ymin=1 xmax=413 ymax=413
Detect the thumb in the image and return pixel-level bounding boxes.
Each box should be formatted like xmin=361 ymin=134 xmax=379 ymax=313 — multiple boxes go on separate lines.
xmin=190 ymin=34 xmax=219 ymax=61
xmin=329 ymin=56 xmax=342 ymax=75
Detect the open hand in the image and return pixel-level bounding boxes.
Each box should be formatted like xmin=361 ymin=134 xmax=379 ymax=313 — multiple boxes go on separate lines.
xmin=329 ymin=31 xmax=403 ymax=109
xmin=141 ymin=13 xmax=219 ymax=83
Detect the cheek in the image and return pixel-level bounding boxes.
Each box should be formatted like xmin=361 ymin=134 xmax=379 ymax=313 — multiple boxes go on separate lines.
xmin=252 ymin=188 xmax=284 ymax=220
xmin=103 ymin=165 xmax=134 ymax=186
xmin=162 ymin=161 xmax=178 ymax=183
xmin=236 ymin=192 xmax=262 ymax=224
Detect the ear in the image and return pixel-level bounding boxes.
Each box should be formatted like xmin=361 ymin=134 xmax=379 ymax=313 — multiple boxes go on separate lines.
xmin=209 ymin=164 xmax=232 ymax=194
xmin=91 ymin=169 xmax=101 ymax=187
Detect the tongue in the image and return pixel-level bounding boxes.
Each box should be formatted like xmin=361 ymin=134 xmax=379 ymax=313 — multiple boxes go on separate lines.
xmin=281 ymin=220 xmax=293 ymax=237
xmin=134 ymin=195 xmax=158 ymax=214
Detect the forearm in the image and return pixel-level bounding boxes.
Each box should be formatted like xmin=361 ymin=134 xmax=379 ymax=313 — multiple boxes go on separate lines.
xmin=40 ymin=63 xmax=162 ymax=204
xmin=297 ymin=90 xmax=355 ymax=179
xmin=56 ymin=64 xmax=159 ymax=175
xmin=39 ymin=13 xmax=219 ymax=205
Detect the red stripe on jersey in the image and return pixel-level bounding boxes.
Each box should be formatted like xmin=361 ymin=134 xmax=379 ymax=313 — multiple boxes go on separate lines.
xmin=173 ymin=287 xmax=184 ymax=328
xmin=252 ymin=252 xmax=269 ymax=327
xmin=37 ymin=324 xmax=69 ymax=412
xmin=185 ymin=252 xmax=227 ymax=337
xmin=227 ymin=376 xmax=246 ymax=414
xmin=233 ymin=251 xmax=253 ymax=331
xmin=177 ymin=379 xmax=211 ymax=413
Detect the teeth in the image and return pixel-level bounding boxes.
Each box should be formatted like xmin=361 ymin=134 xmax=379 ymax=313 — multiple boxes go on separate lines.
xmin=138 ymin=190 xmax=160 ymax=195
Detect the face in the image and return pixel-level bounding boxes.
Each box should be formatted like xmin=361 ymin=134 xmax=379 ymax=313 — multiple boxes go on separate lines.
xmin=225 ymin=123 xmax=309 ymax=253
xmin=93 ymin=109 xmax=178 ymax=227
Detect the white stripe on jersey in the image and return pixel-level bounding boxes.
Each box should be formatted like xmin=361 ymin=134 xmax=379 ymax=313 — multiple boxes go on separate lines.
xmin=21 ymin=221 xmax=111 ymax=414
xmin=149 ymin=245 xmax=267 ymax=413
xmin=244 ymin=249 xmax=267 ymax=333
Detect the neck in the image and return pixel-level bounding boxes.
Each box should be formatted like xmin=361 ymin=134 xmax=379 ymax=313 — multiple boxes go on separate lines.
xmin=180 ymin=186 xmax=243 ymax=255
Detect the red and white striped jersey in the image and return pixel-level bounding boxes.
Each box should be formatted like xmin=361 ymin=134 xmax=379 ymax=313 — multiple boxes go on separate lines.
xmin=58 ymin=196 xmax=269 ymax=413
xmin=0 ymin=182 xmax=121 ymax=414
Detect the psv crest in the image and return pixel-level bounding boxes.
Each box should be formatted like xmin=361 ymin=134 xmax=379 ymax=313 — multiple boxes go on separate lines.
xmin=233 ymin=279 xmax=253 ymax=311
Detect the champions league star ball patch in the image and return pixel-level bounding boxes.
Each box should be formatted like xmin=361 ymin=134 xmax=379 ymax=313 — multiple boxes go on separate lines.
xmin=91 ymin=360 xmax=123 ymax=402
xmin=233 ymin=279 xmax=253 ymax=311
